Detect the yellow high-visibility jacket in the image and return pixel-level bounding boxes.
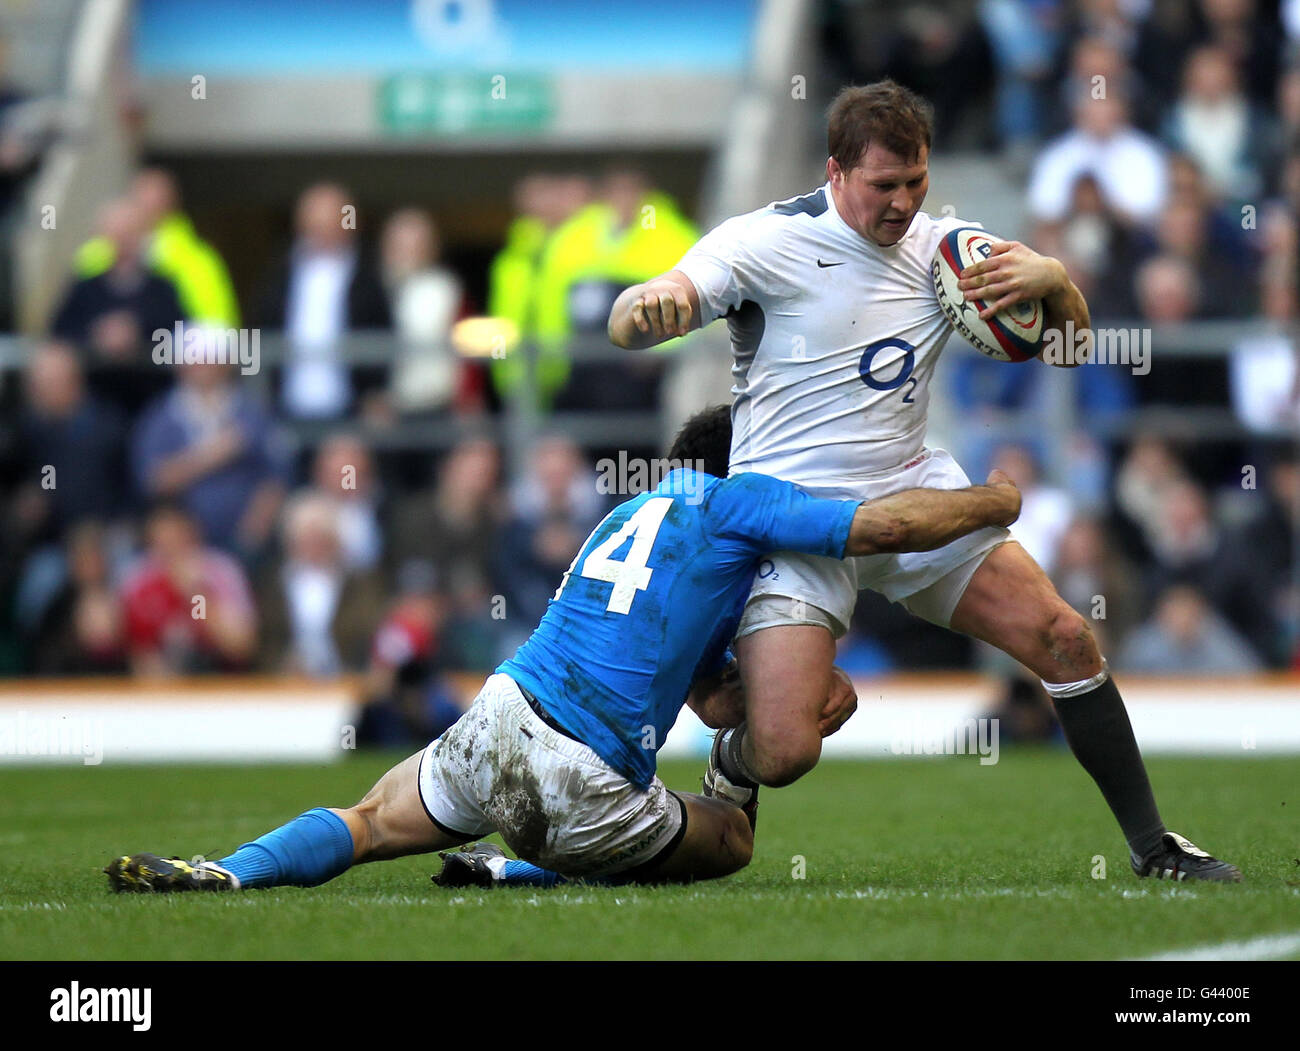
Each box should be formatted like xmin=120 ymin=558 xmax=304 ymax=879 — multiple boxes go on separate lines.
xmin=489 ymin=193 xmax=698 ymax=407
xmin=76 ymin=212 xmax=240 ymax=327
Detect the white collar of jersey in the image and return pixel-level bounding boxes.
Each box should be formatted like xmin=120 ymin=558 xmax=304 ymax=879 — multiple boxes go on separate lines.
xmin=823 ymin=180 xmax=909 ymax=253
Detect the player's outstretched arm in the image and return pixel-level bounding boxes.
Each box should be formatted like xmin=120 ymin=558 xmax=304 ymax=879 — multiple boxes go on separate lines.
xmin=846 ymin=470 xmax=1021 ymax=556
xmin=607 ymin=270 xmax=703 ymax=349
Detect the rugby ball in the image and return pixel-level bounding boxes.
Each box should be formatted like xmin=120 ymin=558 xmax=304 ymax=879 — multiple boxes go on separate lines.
xmin=932 ymin=228 xmax=1043 ymax=362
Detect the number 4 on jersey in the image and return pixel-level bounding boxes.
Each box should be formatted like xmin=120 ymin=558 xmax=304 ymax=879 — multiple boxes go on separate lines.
xmin=560 ymin=497 xmax=672 ymax=615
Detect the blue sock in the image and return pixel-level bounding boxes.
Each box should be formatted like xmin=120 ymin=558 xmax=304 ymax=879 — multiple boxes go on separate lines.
xmin=495 ymin=860 xmax=624 ymax=888
xmin=218 ymin=808 xmax=355 ymax=889
xmin=499 ymin=859 xmax=565 ymax=888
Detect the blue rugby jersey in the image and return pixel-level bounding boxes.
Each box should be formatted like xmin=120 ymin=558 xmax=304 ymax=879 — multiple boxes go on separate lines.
xmin=499 ymin=469 xmax=858 ymax=787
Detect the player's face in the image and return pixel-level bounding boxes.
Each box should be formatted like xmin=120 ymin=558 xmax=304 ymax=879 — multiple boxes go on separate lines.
xmin=828 ymin=143 xmax=929 ymax=246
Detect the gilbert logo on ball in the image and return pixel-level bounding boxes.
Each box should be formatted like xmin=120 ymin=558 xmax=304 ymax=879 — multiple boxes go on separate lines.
xmin=931 ymin=227 xmax=1043 ymax=362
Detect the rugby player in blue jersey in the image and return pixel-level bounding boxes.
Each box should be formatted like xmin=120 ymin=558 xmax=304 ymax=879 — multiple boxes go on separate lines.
xmin=104 ymin=407 xmax=1020 ymax=893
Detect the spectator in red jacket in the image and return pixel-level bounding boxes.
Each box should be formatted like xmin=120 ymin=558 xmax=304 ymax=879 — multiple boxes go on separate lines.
xmin=120 ymin=505 xmax=257 ymax=677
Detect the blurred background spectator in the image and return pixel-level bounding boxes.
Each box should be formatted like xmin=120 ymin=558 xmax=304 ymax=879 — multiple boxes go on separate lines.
xmin=253 ymin=182 xmax=391 ymax=419
xmin=381 ymin=207 xmax=475 ymax=418
xmin=8 ymin=341 xmax=128 ymax=640
xmin=1135 ymin=191 xmax=1255 ymax=318
xmin=1204 ymin=449 xmax=1299 ymax=666
xmin=490 ymin=167 xmax=697 ymax=411
xmin=1230 ymin=231 xmax=1298 ymax=433
xmin=389 ymin=435 xmax=502 ymax=591
xmin=75 ymin=168 xmax=239 ymax=328
xmin=487 ymin=173 xmax=593 ymax=397
xmin=120 ymin=505 xmax=257 ymax=677
xmin=493 ymin=434 xmax=607 ymax=655
xmin=255 ymin=492 xmax=387 ymax=677
xmin=1028 ymin=85 xmax=1168 ymax=228
xmin=1052 ymin=514 xmax=1139 ymax=653
xmin=991 ymin=443 xmax=1075 ymax=575
xmin=50 ymin=197 xmax=184 ymax=413
xmin=305 ymin=433 xmax=386 ymax=574
xmin=130 ymin=362 xmax=289 ymax=563
xmin=1162 ymin=44 xmax=1275 ymax=204
xmin=355 ymin=562 xmax=468 ymax=749
xmin=1118 ymin=583 xmax=1263 ymax=674
xmin=0 ymin=0 xmax=1295 ymax=695
xmin=28 ymin=520 xmax=127 ymax=676
xmin=11 ymin=342 xmax=128 ymax=545
xmin=1112 ymin=433 xmax=1193 ymax=566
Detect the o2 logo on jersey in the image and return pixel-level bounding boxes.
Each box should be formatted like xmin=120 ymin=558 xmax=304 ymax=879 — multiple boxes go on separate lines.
xmin=858 ymin=337 xmax=918 ymax=402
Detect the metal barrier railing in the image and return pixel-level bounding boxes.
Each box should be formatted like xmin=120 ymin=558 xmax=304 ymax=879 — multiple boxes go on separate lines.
xmin=2 ymin=322 xmax=1296 ymax=660
xmin=1 ymin=322 xmax=1295 ymax=468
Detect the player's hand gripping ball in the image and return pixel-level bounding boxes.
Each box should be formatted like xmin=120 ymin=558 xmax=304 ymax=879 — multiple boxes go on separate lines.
xmin=932 ymin=228 xmax=1043 ymax=362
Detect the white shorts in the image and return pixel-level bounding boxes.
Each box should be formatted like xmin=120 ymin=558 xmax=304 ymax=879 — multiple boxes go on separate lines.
xmin=738 ymin=448 xmax=1013 ymax=637
xmin=417 ymin=673 xmax=686 ymax=880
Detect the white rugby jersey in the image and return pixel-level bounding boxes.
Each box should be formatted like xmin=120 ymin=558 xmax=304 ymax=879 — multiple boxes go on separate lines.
xmin=675 ymin=183 xmax=979 ymax=489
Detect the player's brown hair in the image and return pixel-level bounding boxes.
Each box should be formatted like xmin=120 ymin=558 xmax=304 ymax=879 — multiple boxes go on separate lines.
xmin=827 ymin=80 xmax=934 ymax=169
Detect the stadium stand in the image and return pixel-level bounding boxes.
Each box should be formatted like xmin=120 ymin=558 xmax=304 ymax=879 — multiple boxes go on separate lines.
xmin=0 ymin=0 xmax=1296 ymax=764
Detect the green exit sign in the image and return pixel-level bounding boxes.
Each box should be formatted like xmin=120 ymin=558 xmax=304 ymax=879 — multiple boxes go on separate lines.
xmin=379 ymin=73 xmax=554 ymax=135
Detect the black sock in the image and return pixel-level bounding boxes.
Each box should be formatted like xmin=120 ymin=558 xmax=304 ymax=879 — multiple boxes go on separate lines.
xmin=717 ymin=725 xmax=759 ymax=788
xmin=1048 ymin=673 xmax=1166 ymax=859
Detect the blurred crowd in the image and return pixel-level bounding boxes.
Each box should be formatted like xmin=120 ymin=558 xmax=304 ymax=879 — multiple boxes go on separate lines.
xmin=0 ymin=2 xmax=1296 ymax=746
xmin=826 ymin=0 xmax=1300 ymax=680
xmin=0 ymin=155 xmax=700 ymax=744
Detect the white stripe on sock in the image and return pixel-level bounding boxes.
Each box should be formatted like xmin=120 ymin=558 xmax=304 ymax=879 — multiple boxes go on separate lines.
xmin=1042 ymin=659 xmax=1111 ymax=699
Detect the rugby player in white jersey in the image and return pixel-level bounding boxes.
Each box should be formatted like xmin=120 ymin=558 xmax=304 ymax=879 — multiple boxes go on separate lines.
xmin=608 ymin=80 xmax=1240 ymax=883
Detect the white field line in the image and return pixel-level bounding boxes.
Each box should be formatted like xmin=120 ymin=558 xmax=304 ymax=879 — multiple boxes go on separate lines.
xmin=3 ymin=884 xmax=1292 ymax=913
xmin=323 ymin=886 xmax=1124 ymax=908
xmin=1135 ymin=930 xmax=1300 ymax=962
xmin=324 ymin=883 xmax=1298 ymax=910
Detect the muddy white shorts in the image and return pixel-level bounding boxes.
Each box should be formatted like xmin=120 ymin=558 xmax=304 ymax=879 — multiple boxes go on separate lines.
xmin=738 ymin=448 xmax=1013 ymax=637
xmin=417 ymin=673 xmax=686 ymax=879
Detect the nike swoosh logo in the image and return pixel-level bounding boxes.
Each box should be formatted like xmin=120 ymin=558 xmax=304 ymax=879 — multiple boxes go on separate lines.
xmin=817 ymin=259 xmax=845 ymax=268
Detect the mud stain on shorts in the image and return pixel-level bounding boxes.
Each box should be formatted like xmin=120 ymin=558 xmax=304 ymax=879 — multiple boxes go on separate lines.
xmin=487 ymin=764 xmax=551 ymax=862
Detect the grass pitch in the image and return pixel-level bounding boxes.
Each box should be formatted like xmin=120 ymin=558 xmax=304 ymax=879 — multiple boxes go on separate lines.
xmin=1 ymin=749 xmax=1296 ymax=960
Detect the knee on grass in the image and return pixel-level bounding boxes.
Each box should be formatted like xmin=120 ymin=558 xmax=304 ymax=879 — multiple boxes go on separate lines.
xmin=714 ymin=805 xmax=754 ymax=876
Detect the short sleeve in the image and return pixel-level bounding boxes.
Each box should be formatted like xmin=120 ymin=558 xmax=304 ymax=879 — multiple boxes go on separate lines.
xmin=703 ymin=473 xmax=859 ymax=559
xmin=674 ymin=214 xmax=749 ymax=324
xmin=675 ymin=211 xmax=793 ymax=324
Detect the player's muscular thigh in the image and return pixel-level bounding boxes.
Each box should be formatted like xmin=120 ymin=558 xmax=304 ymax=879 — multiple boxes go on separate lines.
xmin=735 ymin=624 xmax=835 ymax=786
xmin=950 ymin=542 xmax=1102 ymax=682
